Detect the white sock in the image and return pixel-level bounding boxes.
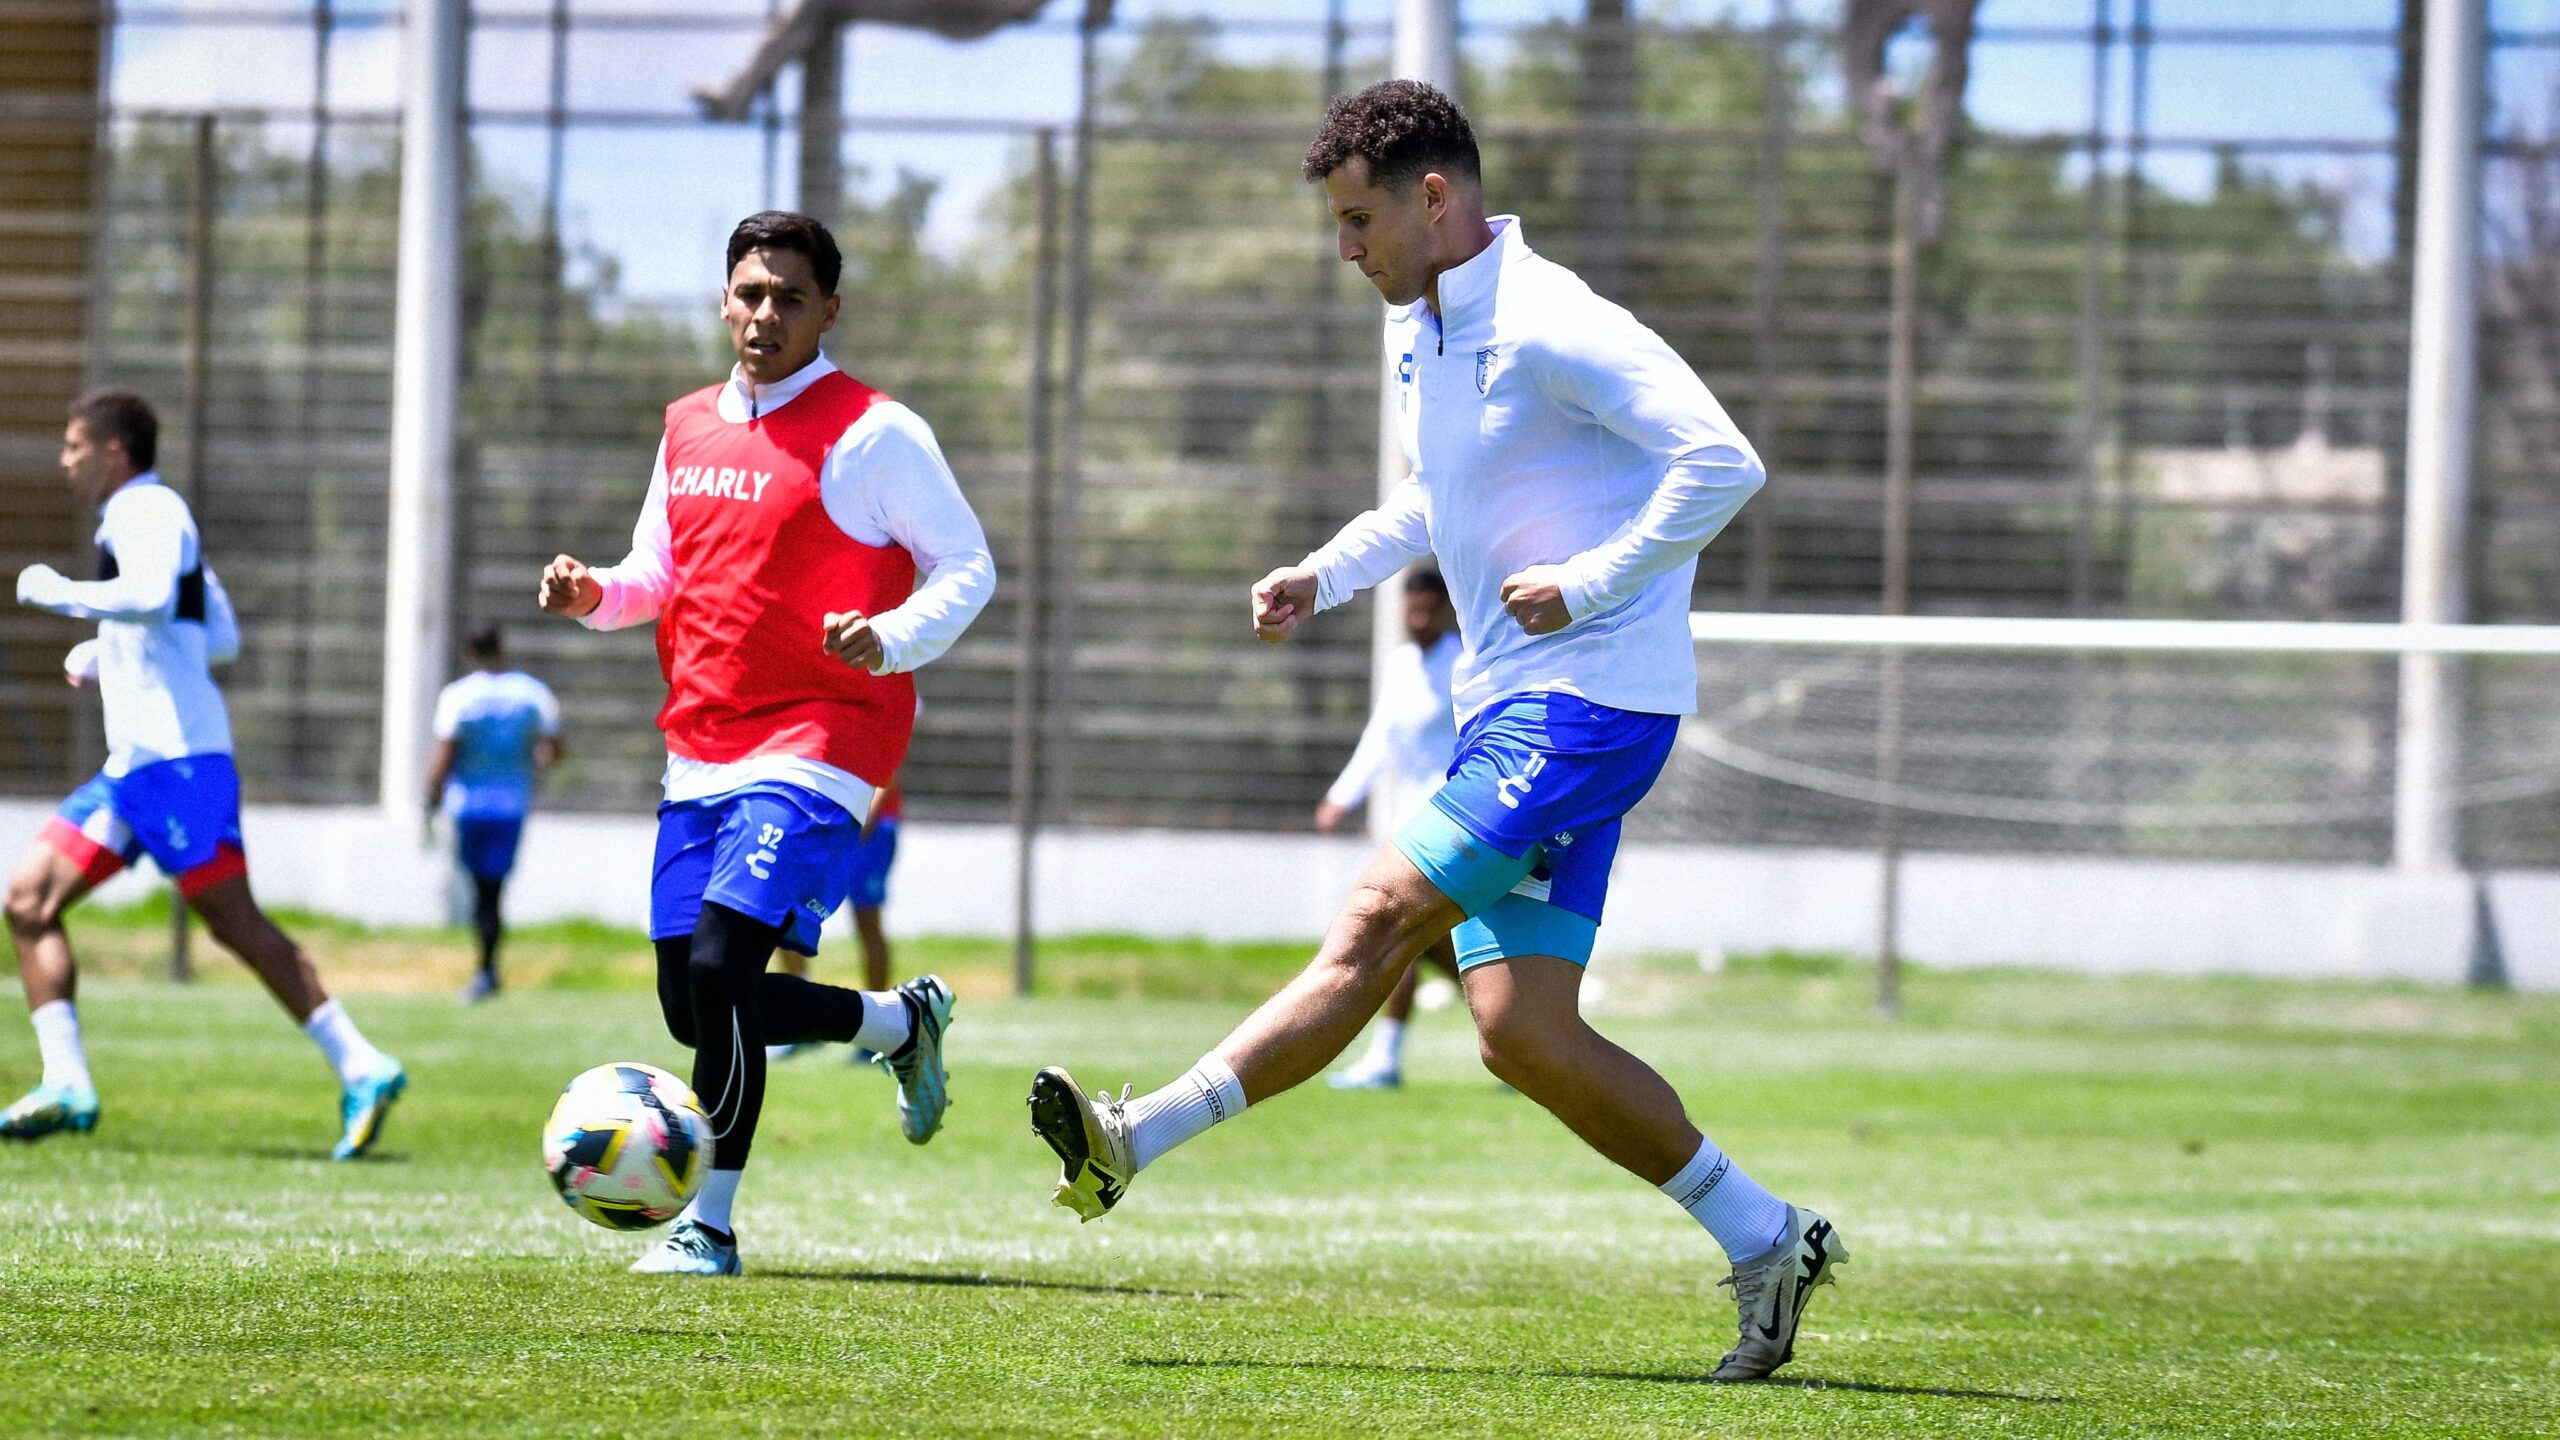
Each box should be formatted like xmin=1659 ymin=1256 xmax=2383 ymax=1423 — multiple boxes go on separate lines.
xmin=1659 ymin=1135 xmax=1793 ymax=1263
xmin=1124 ymin=1053 xmax=1246 ymax=1173
xmin=30 ymin=1000 xmax=91 ymax=1093
xmin=852 ymin=991 xmax=912 ymax=1054
xmin=682 ymin=1168 xmax=742 ymax=1236
xmin=301 ymin=999 xmax=387 ymax=1086
xmin=1364 ymin=1018 xmax=1407 ymax=1069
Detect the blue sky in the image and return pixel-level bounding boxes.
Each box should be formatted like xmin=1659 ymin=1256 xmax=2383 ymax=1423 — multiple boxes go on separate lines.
xmin=108 ymin=1 xmax=2560 ymax=300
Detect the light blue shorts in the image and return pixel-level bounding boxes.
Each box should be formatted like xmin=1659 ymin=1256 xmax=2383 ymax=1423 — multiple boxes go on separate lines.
xmin=1390 ymin=692 xmax=1677 ymax=970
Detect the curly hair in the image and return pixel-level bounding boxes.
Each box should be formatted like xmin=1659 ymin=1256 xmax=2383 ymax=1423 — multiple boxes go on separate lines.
xmin=1302 ymin=80 xmax=1480 ymax=190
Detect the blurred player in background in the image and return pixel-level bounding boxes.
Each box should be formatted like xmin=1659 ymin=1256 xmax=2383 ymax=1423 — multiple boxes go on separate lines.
xmin=540 ymin=211 xmax=993 ymax=1277
xmin=6 ymin=388 xmax=408 ymax=1158
xmin=423 ymin=624 xmax=562 ymax=1003
xmin=1029 ymin=83 xmax=1844 ymax=1382
xmin=1319 ymin=567 xmax=1460 ymax=1091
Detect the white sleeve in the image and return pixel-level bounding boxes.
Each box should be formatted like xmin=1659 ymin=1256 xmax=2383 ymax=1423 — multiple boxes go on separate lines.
xmin=823 ymin=403 xmax=996 ymax=675
xmin=201 ymin=568 xmax=240 ymax=664
xmin=16 ymin=487 xmax=188 ymax=622
xmin=432 ymin=682 xmax=465 ymax=741
xmin=1529 ymin=312 xmax=1766 ymax=621
xmin=1302 ymin=479 xmax=1432 ymax=615
xmin=532 ymin=679 xmax=562 ymax=736
xmin=579 ymin=439 xmax=675 ymax=631
xmin=1325 ymin=704 xmax=1392 ymax=810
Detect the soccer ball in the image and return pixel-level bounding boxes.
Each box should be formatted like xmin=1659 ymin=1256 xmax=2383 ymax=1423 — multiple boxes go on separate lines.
xmin=542 ymin=1062 xmax=714 ymax=1231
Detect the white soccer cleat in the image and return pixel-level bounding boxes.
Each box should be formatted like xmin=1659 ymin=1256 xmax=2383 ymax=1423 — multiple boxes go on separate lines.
xmin=1710 ymin=1204 xmax=1847 ymax=1381
xmin=1326 ymin=1052 xmax=1403 ymax=1091
xmin=629 ymin=1217 xmax=742 ymax=1277
xmin=878 ymin=975 xmax=955 ymax=1145
xmin=1026 ymin=1065 xmax=1137 ymax=1222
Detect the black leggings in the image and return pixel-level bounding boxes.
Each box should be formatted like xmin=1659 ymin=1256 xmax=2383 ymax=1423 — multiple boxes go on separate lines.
xmin=653 ymin=902 xmax=874 ymax=1170
xmin=471 ymin=875 xmax=505 ymax=976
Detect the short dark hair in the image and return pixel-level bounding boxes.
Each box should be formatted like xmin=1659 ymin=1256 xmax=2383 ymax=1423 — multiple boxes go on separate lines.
xmin=1303 ymin=80 xmax=1481 ymax=191
xmin=68 ymin=387 xmax=158 ymax=472
xmin=466 ymin=624 xmax=504 ymax=662
xmin=1404 ymin=567 xmax=1448 ymax=599
xmin=725 ymin=210 xmax=843 ymax=295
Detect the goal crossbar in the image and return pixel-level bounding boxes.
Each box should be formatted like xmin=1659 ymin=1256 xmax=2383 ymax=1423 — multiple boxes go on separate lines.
xmin=1688 ymin=612 xmax=2560 ymax=657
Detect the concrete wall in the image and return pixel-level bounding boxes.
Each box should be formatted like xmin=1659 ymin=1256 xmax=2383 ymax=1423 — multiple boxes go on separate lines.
xmin=6 ymin=799 xmax=2553 ymax=992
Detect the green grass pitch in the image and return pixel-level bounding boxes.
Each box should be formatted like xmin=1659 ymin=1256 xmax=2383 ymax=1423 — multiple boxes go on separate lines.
xmin=3 ymin=922 xmax=2555 ymax=1438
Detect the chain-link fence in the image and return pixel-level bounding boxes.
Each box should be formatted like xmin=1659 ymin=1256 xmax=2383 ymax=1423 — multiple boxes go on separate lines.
xmin=11 ymin=1 xmax=2560 ymax=851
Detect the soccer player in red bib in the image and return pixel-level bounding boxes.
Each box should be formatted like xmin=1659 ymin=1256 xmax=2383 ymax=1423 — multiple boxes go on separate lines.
xmin=539 ymin=212 xmax=994 ymax=1276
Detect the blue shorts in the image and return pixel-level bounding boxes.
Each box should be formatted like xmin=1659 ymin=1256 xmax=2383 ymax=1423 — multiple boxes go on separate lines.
xmin=1391 ymin=692 xmax=1677 ymax=971
xmin=849 ymin=817 xmax=899 ymax=911
xmin=455 ymin=815 xmax=525 ymax=883
xmin=42 ymin=754 xmax=248 ymax=897
xmin=650 ymin=785 xmax=858 ymax=958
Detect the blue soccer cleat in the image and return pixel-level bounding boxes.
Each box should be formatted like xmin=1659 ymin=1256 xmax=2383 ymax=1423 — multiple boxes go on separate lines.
xmin=332 ymin=1059 xmax=408 ymax=1160
xmin=0 ymin=1082 xmax=100 ymax=1141
xmin=629 ymin=1217 xmax=742 ymax=1277
xmin=878 ymin=975 xmax=954 ymax=1145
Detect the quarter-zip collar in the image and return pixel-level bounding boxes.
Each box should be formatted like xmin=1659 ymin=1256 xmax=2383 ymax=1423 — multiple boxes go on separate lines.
xmin=722 ymin=352 xmax=837 ymax=422
xmin=1394 ymin=215 xmax=1523 ymax=356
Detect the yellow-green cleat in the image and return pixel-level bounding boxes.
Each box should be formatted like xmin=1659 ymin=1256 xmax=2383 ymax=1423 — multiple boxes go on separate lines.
xmin=1026 ymin=1065 xmax=1136 ymax=1222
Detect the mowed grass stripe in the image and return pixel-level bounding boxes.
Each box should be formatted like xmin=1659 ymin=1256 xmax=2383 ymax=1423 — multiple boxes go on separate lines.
xmin=0 ymin=953 xmax=2553 ymax=1438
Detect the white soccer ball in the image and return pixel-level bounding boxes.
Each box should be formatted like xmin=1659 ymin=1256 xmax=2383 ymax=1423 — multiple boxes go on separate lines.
xmin=542 ymin=1062 xmax=714 ymax=1231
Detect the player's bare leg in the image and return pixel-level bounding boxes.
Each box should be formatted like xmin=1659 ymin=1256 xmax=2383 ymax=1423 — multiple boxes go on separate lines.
xmin=1331 ymin=932 xmax=1458 ymax=1090
xmin=1029 ymin=846 xmax=1458 ymax=1218
xmin=5 ymin=843 xmax=93 ymax=1010
xmin=855 ymin=905 xmax=891 ymax=992
xmin=188 ymin=873 xmax=407 ymax=1159
xmin=2 ymin=845 xmax=102 ymax=1138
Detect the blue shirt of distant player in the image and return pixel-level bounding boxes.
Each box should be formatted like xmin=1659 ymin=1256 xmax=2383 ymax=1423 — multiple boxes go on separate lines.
xmin=432 ymin=670 xmax=561 ymax=819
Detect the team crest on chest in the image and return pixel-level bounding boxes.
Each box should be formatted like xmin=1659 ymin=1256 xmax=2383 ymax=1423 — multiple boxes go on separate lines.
xmin=1475 ymin=346 xmax=1499 ymax=394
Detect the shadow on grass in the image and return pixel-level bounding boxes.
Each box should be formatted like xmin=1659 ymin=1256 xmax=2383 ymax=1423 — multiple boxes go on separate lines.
xmin=1125 ymin=1357 xmax=2066 ymax=1404
xmin=761 ymin=1268 xmax=1237 ymax=1300
xmin=241 ymin=1147 xmax=405 ymax=1164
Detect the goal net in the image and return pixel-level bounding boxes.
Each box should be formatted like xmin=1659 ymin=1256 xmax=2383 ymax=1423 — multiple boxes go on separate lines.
xmin=1645 ymin=613 xmax=2560 ymax=988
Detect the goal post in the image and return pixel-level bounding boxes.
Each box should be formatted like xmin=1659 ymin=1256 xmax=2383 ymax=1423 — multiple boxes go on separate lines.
xmin=1675 ymin=611 xmax=2560 ymax=1003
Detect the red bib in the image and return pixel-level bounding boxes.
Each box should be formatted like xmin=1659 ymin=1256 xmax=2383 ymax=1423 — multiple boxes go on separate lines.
xmin=654 ymin=370 xmax=917 ymax=787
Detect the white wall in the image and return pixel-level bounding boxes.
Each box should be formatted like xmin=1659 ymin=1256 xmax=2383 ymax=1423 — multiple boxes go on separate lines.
xmin=5 ymin=799 xmax=2551 ymax=992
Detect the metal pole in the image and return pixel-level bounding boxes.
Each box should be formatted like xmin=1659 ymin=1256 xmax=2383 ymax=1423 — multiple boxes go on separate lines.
xmin=1011 ymin=129 xmax=1060 ymax=998
xmin=2069 ymin=0 xmax=2111 ymax=616
xmin=380 ymin=0 xmax=464 ymax=817
xmin=1365 ymin=0 xmax=1460 ymax=839
xmin=1048 ymin=11 xmax=1100 ymax=826
xmin=797 ymin=18 xmax=843 ymax=227
xmin=1875 ymin=125 xmax=1920 ymax=1020
xmin=171 ymin=112 xmax=215 ymax=985
xmin=1745 ymin=2 xmax=1790 ymax=611
xmin=2395 ymin=0 xmax=2484 ymax=872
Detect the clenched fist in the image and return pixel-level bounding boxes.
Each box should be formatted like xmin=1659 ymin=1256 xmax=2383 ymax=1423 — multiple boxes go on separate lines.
xmin=538 ymin=554 xmax=601 ymax=617
xmin=824 ymin=609 xmax=885 ymax=672
xmin=1499 ymin=565 xmax=1572 ymax=636
xmin=1252 ymin=567 xmax=1320 ymax=644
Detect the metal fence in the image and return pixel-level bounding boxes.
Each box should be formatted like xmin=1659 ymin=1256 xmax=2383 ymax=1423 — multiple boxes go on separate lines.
xmin=12 ymin=1 xmax=2560 ymax=851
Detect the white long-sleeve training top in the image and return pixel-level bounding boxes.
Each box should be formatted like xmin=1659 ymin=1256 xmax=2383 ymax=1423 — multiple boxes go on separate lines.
xmin=580 ymin=354 xmax=996 ymax=815
xmin=1325 ymin=629 xmax=1460 ymax=829
xmin=1303 ymin=218 xmax=1765 ymax=720
xmin=15 ymin=473 xmax=239 ymax=774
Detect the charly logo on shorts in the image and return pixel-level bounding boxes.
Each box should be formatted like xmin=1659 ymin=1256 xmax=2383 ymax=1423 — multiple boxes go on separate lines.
xmin=1495 ymin=752 xmax=1548 ymax=810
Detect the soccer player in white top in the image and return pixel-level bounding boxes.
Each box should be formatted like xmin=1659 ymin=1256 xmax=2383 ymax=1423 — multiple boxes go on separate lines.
xmin=424 ymin=624 xmax=563 ymax=1002
xmin=1319 ymin=567 xmax=1461 ymax=1091
xmin=1028 ymin=83 xmax=1845 ymax=1382
xmin=5 ymin=388 xmax=408 ymax=1159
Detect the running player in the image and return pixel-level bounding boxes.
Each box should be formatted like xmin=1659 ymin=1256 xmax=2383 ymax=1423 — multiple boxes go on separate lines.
xmin=6 ymin=388 xmax=408 ymax=1159
xmin=1027 ymin=83 xmax=1845 ymax=1382
xmin=539 ymin=211 xmax=993 ymax=1277
xmin=1320 ymin=567 xmax=1461 ymax=1091
xmin=423 ymin=624 xmax=562 ymax=1002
